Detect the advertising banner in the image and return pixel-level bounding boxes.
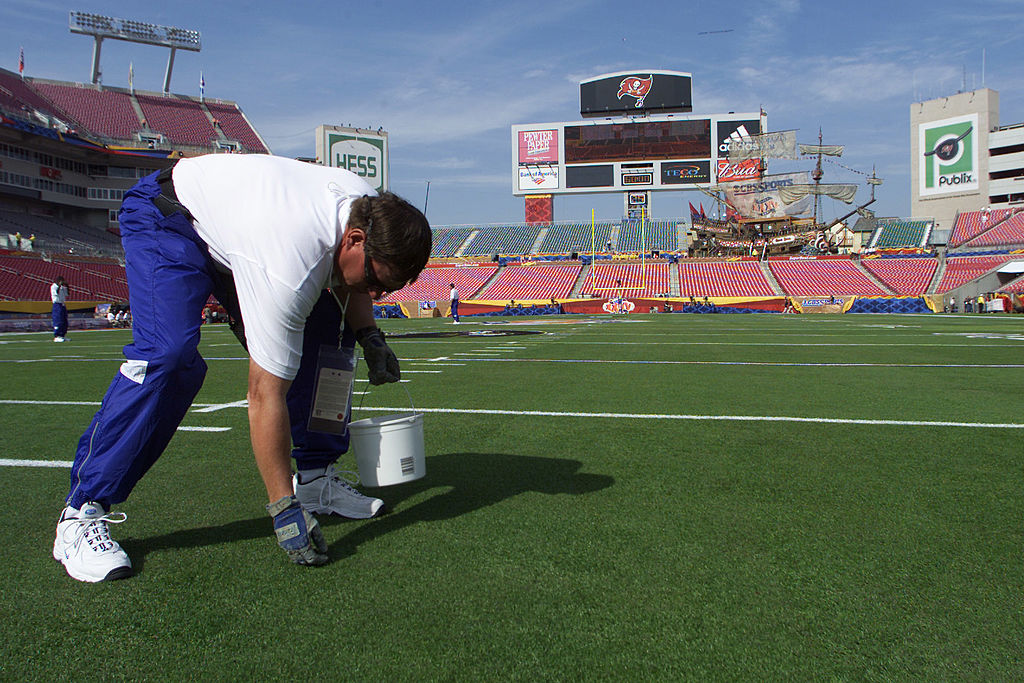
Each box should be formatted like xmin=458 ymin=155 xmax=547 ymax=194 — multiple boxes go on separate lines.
xmin=518 ymin=130 xmax=559 ymax=163
xmin=721 ymin=172 xmax=812 ymax=218
xmin=716 ymin=158 xmax=761 ymax=183
xmin=518 ymin=165 xmax=559 ymax=191
xmin=661 ymin=160 xmax=711 ymax=185
xmin=919 ymin=113 xmax=979 ymax=197
xmin=317 ymin=126 xmax=388 ymax=192
xmin=717 ymin=119 xmax=761 ymax=156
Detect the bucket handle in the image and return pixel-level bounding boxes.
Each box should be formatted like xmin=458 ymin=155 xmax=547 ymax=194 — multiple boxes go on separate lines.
xmin=357 ymin=377 xmax=416 ymax=415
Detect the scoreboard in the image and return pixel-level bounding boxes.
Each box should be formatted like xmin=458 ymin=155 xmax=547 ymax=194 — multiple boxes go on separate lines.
xmin=512 ymin=112 xmax=764 ymax=196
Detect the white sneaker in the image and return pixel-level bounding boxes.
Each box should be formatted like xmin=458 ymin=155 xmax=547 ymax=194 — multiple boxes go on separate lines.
xmin=293 ymin=465 xmax=384 ymax=519
xmin=53 ymin=502 xmax=133 ymax=582
xmin=54 ymin=337 xmax=65 ymax=343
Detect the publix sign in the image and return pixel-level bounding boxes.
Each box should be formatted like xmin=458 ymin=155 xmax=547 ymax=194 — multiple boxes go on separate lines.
xmin=919 ymin=113 xmax=978 ymax=197
xmin=316 ymin=125 xmax=388 ymax=192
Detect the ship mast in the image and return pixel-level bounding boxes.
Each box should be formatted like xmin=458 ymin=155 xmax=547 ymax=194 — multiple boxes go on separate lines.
xmin=811 ymin=128 xmax=824 ymax=224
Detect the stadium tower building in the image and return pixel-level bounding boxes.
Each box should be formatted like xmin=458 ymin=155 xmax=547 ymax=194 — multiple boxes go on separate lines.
xmin=911 ymin=87 xmax=1024 ymax=241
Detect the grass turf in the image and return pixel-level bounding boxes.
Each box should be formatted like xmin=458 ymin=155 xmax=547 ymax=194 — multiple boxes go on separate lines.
xmin=1 ymin=312 xmax=1022 ymax=679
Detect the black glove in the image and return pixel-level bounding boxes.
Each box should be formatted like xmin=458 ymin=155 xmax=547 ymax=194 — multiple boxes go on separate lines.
xmin=355 ymin=326 xmax=400 ymax=385
xmin=266 ymin=495 xmax=328 ymax=566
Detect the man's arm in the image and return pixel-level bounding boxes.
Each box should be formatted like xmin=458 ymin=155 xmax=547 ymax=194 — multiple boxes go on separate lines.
xmin=344 ymin=291 xmax=401 ymax=384
xmin=247 ymin=359 xmax=294 ymax=502
xmin=248 ymin=359 xmax=328 ymax=565
xmin=344 ymin=291 xmax=375 ymax=331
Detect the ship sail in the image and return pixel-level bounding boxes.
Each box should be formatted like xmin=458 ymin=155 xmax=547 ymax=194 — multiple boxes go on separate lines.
xmin=798 ymin=143 xmax=844 ymax=156
xmin=777 ymin=183 xmax=858 ymax=204
xmin=726 ymin=130 xmax=798 ymax=160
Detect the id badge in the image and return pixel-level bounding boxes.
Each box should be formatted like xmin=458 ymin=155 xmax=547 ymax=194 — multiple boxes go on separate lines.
xmin=307 ymin=344 xmax=357 ymax=434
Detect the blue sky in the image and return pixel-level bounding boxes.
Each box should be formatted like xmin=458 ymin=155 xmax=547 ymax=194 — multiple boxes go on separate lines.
xmin=3 ymin=0 xmax=1022 ymax=226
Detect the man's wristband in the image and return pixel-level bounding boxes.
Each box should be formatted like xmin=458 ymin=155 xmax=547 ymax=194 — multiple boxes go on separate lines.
xmin=266 ymin=495 xmax=298 ymax=517
xmin=355 ymin=326 xmax=381 ymax=344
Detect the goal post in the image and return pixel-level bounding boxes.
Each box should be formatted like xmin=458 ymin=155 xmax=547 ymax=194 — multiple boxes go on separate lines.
xmin=589 ymin=208 xmax=647 ymax=293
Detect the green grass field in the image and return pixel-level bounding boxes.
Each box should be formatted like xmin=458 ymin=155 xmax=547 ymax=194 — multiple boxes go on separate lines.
xmin=2 ymin=312 xmax=1023 ymax=680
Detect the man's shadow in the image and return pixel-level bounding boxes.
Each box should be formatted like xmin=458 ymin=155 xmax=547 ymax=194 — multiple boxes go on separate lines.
xmin=125 ymin=453 xmax=613 ymax=571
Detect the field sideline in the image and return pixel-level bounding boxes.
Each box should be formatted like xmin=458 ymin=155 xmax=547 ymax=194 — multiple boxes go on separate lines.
xmin=1 ymin=312 xmax=1022 ymax=679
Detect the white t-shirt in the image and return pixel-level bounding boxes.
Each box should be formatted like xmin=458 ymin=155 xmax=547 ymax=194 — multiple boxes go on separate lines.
xmin=51 ymin=282 xmax=67 ymax=304
xmin=172 ymin=154 xmax=377 ymax=380
xmin=450 ymin=287 xmax=458 ymax=302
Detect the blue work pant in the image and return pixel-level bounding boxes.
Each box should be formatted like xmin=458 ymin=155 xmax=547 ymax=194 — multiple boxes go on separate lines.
xmin=66 ymin=172 xmax=351 ymax=510
xmin=52 ymin=302 xmax=67 ymax=338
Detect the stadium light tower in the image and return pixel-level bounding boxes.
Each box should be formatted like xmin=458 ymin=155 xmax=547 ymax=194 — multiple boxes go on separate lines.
xmin=69 ymin=11 xmax=201 ymax=94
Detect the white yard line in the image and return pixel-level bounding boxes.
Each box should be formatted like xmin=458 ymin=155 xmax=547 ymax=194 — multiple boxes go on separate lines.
xmin=352 ymin=406 xmax=1024 ymax=430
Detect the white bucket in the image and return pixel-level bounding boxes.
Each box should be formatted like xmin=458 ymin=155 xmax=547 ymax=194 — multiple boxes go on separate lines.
xmin=349 ymin=412 xmax=425 ymax=487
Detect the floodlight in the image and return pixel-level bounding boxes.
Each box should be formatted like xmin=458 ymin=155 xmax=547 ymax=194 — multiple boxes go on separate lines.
xmin=69 ymin=11 xmax=201 ymax=92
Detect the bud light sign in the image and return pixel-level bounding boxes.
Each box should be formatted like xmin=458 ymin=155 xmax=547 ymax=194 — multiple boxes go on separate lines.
xmin=716 ymin=158 xmax=760 ymax=183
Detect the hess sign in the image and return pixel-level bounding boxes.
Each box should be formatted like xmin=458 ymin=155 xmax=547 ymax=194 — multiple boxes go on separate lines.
xmin=318 ymin=126 xmax=389 ymax=192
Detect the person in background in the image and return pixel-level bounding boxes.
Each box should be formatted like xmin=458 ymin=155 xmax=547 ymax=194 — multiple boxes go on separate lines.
xmin=51 ymin=276 xmax=69 ymax=342
xmin=449 ymin=283 xmax=460 ymax=324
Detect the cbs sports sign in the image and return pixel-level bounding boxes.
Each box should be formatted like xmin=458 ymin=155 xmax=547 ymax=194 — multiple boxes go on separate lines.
xmin=918 ymin=114 xmax=978 ymax=197
xmin=316 ymin=125 xmax=388 ymax=192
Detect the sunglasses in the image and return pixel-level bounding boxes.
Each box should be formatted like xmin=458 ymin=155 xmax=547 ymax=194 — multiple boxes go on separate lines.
xmin=363 ymin=248 xmax=404 ymax=299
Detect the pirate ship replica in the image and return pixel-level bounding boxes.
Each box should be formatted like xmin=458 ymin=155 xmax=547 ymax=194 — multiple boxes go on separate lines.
xmin=688 ymin=130 xmax=882 ymax=258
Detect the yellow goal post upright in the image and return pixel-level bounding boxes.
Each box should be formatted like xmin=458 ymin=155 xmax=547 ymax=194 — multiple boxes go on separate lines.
xmin=589 ymin=208 xmax=647 ymax=295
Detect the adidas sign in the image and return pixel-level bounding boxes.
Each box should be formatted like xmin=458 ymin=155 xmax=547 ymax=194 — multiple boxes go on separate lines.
xmin=720 ymin=125 xmax=752 ymax=153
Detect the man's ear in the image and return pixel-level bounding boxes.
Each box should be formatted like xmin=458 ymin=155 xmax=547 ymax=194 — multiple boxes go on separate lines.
xmin=345 ymin=226 xmax=366 ymax=247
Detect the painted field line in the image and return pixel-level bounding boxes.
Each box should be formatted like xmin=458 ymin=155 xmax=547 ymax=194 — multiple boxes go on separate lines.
xmin=402 ymin=357 xmax=1024 ymax=369
xmin=0 ymin=399 xmax=102 ymax=406
xmin=192 ymin=399 xmax=248 ymax=413
xmin=0 ymin=399 xmax=237 ymax=408
xmin=354 ymin=406 xmax=1024 ymax=430
xmin=0 ymin=458 xmax=72 ymax=468
xmin=407 ymin=362 xmax=465 ymax=366
xmin=176 ymin=426 xmax=231 ymax=432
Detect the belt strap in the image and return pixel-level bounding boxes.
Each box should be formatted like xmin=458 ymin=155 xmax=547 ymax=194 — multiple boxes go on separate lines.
xmin=154 ymin=165 xmax=194 ymax=222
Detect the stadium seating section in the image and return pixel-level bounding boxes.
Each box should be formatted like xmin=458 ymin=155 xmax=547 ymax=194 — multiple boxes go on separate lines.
xmin=870 ymin=219 xmax=932 ymax=249
xmin=860 ymin=257 xmax=938 ymax=295
xmin=769 ymin=259 xmax=885 ymax=296
xmin=678 ymin=261 xmax=775 ymax=297
xmin=617 ymin=219 xmax=679 ymax=253
xmin=378 ymin=266 xmax=497 ymax=303
xmin=429 ymin=228 xmax=473 ymax=258
xmin=578 ymin=263 xmax=670 ymax=297
xmin=0 ymin=209 xmax=122 ymax=255
xmin=935 ymin=254 xmax=1017 ymax=292
xmin=204 ymin=101 xmax=268 ymax=153
xmin=958 ymin=211 xmax=1024 ymax=249
xmin=0 ymin=70 xmax=263 ymax=151
xmin=0 ymin=254 xmax=128 ymax=301
xmin=461 ymin=225 xmax=542 ymax=257
xmin=31 ymin=83 xmax=142 ymax=140
xmin=0 ymin=70 xmax=59 ymax=118
xmin=136 ymin=94 xmax=218 ymax=147
xmin=948 ymin=209 xmax=1016 ymax=248
xmin=480 ymin=264 xmax=581 ymax=300
xmin=537 ymin=222 xmax=615 ymax=255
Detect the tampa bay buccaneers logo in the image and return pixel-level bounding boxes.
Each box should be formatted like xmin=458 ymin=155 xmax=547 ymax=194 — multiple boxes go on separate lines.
xmin=617 ymin=75 xmax=653 ymax=108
